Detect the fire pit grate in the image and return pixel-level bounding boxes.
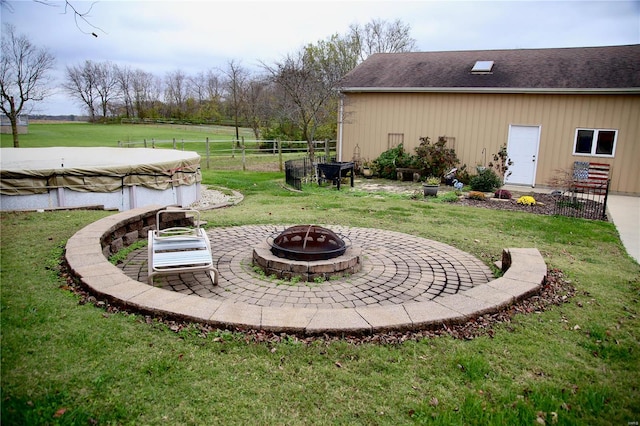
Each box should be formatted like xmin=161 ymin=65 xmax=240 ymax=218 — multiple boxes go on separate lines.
xmin=267 ymin=225 xmax=348 ymax=261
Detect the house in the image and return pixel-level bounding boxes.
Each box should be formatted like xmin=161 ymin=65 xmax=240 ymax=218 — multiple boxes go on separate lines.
xmin=336 ymin=44 xmax=640 ymax=195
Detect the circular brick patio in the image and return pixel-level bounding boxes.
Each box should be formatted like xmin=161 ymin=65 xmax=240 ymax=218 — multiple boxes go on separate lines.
xmin=118 ymin=225 xmax=494 ymax=309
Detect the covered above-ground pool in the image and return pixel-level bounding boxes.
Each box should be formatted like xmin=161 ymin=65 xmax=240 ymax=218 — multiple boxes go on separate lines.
xmin=0 ymin=147 xmax=202 ymax=211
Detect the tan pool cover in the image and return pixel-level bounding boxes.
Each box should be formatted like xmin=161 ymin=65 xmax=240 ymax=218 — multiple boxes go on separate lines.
xmin=0 ymin=148 xmax=202 ymax=195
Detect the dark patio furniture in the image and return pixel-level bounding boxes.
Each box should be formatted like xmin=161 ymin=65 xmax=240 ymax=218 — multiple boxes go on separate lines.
xmin=317 ymin=162 xmax=355 ymax=190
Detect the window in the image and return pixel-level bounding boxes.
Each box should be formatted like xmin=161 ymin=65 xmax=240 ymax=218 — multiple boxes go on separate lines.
xmin=471 ymin=60 xmax=494 ymax=73
xmin=573 ymin=128 xmax=617 ymax=157
xmin=387 ymin=133 xmax=404 ymax=149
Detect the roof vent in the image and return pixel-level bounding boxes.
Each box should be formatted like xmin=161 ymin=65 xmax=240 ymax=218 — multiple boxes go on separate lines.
xmin=471 ymin=60 xmax=494 ymax=73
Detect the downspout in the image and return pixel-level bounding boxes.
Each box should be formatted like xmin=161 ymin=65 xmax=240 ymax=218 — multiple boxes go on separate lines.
xmin=337 ymin=93 xmax=344 ymax=162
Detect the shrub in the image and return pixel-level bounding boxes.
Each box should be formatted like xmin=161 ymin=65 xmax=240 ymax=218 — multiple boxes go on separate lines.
xmin=414 ymin=136 xmax=459 ymax=179
xmin=488 ymin=144 xmax=514 ymax=180
xmin=468 ymin=191 xmax=486 ymax=200
xmin=439 ymin=191 xmax=461 ymax=203
xmin=372 ymin=144 xmax=416 ymax=179
xmin=517 ymin=195 xmax=536 ymax=205
xmin=494 ymin=189 xmax=512 ymax=199
xmin=470 ymin=168 xmax=502 ymax=192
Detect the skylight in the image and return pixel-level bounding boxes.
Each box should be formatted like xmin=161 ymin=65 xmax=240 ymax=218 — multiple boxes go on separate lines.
xmin=471 ymin=60 xmax=494 ymax=73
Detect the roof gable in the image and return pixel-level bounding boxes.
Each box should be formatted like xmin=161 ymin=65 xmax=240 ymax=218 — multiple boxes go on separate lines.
xmin=338 ymin=45 xmax=640 ymax=92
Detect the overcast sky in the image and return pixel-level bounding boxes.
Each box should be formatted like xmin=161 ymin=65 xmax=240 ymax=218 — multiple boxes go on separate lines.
xmin=2 ymin=0 xmax=639 ymax=115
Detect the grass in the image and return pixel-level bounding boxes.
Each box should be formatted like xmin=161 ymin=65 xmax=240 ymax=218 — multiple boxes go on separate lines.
xmin=0 ymin=122 xmax=254 ymax=148
xmin=1 ymin=124 xmax=639 ymax=425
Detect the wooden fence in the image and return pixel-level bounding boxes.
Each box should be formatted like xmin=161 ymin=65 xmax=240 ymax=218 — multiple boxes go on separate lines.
xmin=117 ymin=138 xmax=337 ymax=171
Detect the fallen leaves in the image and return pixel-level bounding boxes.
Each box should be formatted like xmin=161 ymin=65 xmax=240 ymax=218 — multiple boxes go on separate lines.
xmin=53 ymin=408 xmax=68 ymax=418
xmin=59 ymin=247 xmax=576 ymax=345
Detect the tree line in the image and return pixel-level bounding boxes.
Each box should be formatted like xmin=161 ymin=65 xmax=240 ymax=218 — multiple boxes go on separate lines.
xmin=2 ymin=18 xmax=416 ymax=151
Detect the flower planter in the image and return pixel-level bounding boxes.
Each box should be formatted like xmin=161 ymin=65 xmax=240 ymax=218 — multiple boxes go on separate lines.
xmin=422 ymin=184 xmax=439 ymax=197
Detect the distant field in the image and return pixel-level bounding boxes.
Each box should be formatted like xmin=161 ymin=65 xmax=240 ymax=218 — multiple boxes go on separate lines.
xmin=0 ymin=122 xmax=254 ymax=148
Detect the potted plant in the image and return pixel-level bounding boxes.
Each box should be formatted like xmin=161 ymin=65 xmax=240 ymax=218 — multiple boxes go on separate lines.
xmin=361 ymin=159 xmax=374 ymax=178
xmin=422 ymin=176 xmax=440 ymax=197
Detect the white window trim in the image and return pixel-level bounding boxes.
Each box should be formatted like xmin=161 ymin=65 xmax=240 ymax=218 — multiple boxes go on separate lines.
xmin=573 ymin=128 xmax=617 ymax=158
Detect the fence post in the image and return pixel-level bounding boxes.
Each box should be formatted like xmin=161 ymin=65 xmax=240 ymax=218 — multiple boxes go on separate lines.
xmin=118 ymin=141 xmax=121 ymax=147
xmin=241 ymin=137 xmax=246 ymax=171
xmin=206 ymin=137 xmax=210 ymax=169
xmin=232 ymin=139 xmax=235 ymax=158
xmin=173 ymin=138 xmax=176 ymax=149
xmin=325 ymin=139 xmax=330 ymax=159
xmin=278 ymin=139 xmax=283 ymax=172
xmin=144 ymin=138 xmax=147 ymax=148
xmin=181 ymin=139 xmax=184 ymax=150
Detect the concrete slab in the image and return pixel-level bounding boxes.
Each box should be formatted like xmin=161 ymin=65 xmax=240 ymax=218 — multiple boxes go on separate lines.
xmin=607 ymin=194 xmax=640 ymax=263
xmin=209 ymin=301 xmax=262 ymax=329
xmin=486 ymin=277 xmax=541 ymax=299
xmin=162 ymin=295 xmax=222 ymax=322
xmin=127 ymin=287 xmax=190 ymax=313
xmin=261 ymin=306 xmax=317 ymax=332
xmin=306 ymin=308 xmax=371 ymax=334
xmin=462 ymin=284 xmax=515 ymax=309
xmin=435 ymin=293 xmax=496 ymax=318
xmin=403 ymin=301 xmax=463 ymax=326
xmin=356 ymin=304 xmax=413 ymax=331
xmin=104 ymin=280 xmax=152 ymax=301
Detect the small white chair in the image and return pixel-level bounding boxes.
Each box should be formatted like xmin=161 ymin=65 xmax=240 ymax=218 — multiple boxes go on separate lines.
xmin=147 ymin=208 xmax=218 ymax=286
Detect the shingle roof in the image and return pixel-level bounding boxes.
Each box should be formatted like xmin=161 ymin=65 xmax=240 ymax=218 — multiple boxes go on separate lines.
xmin=337 ymin=45 xmax=640 ymax=92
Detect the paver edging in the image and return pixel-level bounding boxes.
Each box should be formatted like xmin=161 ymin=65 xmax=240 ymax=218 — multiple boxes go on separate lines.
xmin=65 ymin=206 xmax=549 ymax=335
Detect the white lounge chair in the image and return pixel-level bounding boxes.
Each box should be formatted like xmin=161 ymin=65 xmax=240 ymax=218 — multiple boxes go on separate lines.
xmin=147 ymin=208 xmax=218 ymax=286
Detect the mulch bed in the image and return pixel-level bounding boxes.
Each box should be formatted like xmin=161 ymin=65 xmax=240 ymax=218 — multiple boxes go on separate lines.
xmin=457 ymin=193 xmax=558 ymax=215
xmin=455 ymin=192 xmax=608 ymax=221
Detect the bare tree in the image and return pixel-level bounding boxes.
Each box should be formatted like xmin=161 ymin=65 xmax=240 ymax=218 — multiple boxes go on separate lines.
xmin=348 ymin=18 xmax=417 ymax=61
xmin=164 ymin=69 xmax=190 ymax=119
xmin=223 ymin=60 xmax=249 ymax=141
xmin=93 ymin=61 xmax=119 ymax=119
xmin=131 ymin=69 xmax=160 ymax=119
xmin=0 ymin=24 xmax=55 ymax=147
xmin=63 ymin=60 xmax=99 ymax=121
xmin=241 ymin=75 xmax=272 ymax=139
xmin=262 ymin=47 xmax=338 ymax=162
xmin=114 ymin=64 xmax=134 ymax=118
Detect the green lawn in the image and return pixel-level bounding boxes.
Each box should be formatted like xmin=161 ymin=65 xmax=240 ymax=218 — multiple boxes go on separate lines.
xmin=1 ymin=124 xmax=639 ymax=425
xmin=0 ymin=122 xmax=253 ymax=148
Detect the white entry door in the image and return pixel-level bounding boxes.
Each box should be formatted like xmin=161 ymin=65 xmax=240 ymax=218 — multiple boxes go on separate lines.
xmin=504 ymin=125 xmax=541 ymax=186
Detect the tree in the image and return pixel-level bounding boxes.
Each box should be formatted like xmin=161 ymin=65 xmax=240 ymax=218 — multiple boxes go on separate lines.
xmin=223 ymin=60 xmax=249 ymax=141
xmin=93 ymin=61 xmax=119 ymax=119
xmin=262 ymin=46 xmax=339 ymax=162
xmin=0 ymin=24 xmax=55 ymax=147
xmin=241 ymin=75 xmax=271 ymax=139
xmin=131 ymin=69 xmax=161 ymax=119
xmin=348 ymin=18 xmax=417 ymax=61
xmin=63 ymin=60 xmax=118 ymax=121
xmin=63 ymin=60 xmax=99 ymax=121
xmin=114 ymin=64 xmax=134 ymax=118
xmin=164 ymin=69 xmax=190 ymax=119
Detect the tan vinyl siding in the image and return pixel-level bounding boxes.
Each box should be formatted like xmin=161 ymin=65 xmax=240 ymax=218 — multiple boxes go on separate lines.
xmin=340 ymin=92 xmax=640 ymax=194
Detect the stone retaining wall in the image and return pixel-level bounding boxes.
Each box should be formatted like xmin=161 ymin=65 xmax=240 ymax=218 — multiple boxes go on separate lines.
xmin=65 ymin=205 xmax=548 ymax=334
xmin=98 ymin=206 xmax=196 ymax=258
